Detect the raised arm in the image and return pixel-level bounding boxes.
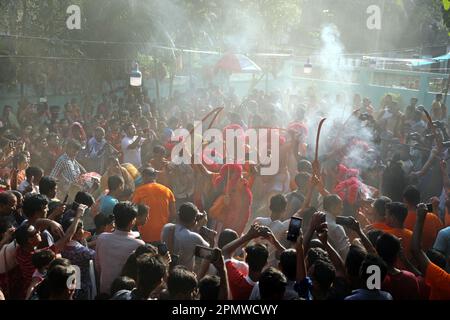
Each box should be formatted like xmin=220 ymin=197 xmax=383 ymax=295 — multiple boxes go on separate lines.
xmin=298 ymin=178 xmax=315 ymax=213
xmin=411 ymin=203 xmax=431 ymax=274
xmin=54 ymin=204 xmax=87 ymax=252
xmin=398 ymin=244 xmax=422 ymax=276
xmin=312 ymin=173 xmax=330 ymax=197
xmin=411 ymin=148 xmax=439 ymax=178
xmin=222 ymin=224 xmax=260 ymax=259
xmin=317 ymin=229 xmax=346 ymax=278
xmin=346 ymin=217 xmax=378 ymax=256
xmin=295 ymin=229 xmax=306 ymax=283
xmin=302 ymin=211 xmax=327 ymax=254
xmin=127 ymin=134 xmax=143 ymax=150
xmin=259 ymin=226 xmax=286 ymax=254
xmin=211 ymin=249 xmax=230 ymax=300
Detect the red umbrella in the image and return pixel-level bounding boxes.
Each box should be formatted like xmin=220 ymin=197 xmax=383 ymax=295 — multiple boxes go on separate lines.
xmin=215 ymin=53 xmax=262 ymax=73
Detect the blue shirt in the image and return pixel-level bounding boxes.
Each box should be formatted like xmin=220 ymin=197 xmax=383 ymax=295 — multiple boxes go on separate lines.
xmin=433 ymin=226 xmax=450 ymax=272
xmin=344 ymin=289 xmax=393 ymax=300
xmin=294 ymin=277 xmax=313 ymax=300
xmin=99 ymin=195 xmax=119 ymax=216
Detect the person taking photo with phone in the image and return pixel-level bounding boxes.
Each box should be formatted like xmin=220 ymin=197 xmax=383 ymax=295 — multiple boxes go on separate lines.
xmin=221 ymin=224 xmax=279 ymax=300
xmin=322 ymin=194 xmax=351 ymax=260
xmin=161 ymin=202 xmax=210 ymax=273
xmin=252 ymin=194 xmax=290 ymax=267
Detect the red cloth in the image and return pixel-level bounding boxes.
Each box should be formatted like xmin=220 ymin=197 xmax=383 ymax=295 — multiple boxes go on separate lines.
xmin=68 ymin=122 xmax=87 ymax=143
xmin=213 ymin=164 xmax=243 ymax=190
xmin=334 ymin=177 xmax=360 ymax=204
xmin=210 ymin=164 xmax=253 ymax=235
xmin=15 ymin=245 xmax=56 ymax=300
xmin=337 ymin=164 xmax=359 ymax=182
xmin=225 ymin=260 xmax=255 ymax=300
xmin=0 ymin=267 xmax=22 ymax=300
xmin=382 ymin=270 xmax=421 ymax=300
xmin=334 ymin=163 xmax=373 ymax=204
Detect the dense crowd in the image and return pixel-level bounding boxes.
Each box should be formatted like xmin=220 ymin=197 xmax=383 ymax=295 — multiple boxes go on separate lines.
xmin=0 ymin=85 xmax=449 ymax=300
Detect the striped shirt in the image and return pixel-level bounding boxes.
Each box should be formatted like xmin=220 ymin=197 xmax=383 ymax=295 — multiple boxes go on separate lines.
xmin=49 ymin=153 xmax=84 ymax=184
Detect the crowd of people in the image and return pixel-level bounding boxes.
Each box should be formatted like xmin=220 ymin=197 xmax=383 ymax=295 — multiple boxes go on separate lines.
xmin=0 ymin=85 xmax=449 ymax=300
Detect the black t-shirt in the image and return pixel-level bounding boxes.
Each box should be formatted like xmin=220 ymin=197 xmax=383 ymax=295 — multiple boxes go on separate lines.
xmin=327 ymin=277 xmax=351 ymax=300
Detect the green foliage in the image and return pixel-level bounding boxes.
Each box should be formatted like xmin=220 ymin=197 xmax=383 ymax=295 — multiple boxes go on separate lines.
xmin=0 ymin=0 xmax=447 ymax=94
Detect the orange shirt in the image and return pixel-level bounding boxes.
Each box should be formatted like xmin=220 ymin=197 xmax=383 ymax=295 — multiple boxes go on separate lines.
xmin=385 ymin=227 xmax=413 ymax=261
xmin=425 ymin=262 xmax=450 ymax=300
xmin=132 ymin=182 xmax=175 ymax=243
xmin=369 ymin=222 xmax=390 ymax=231
xmin=405 ymin=211 xmax=443 ymax=251
xmin=368 ymin=222 xmax=413 ymax=265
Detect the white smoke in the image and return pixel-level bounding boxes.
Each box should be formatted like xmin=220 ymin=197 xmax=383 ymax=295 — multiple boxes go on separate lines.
xmin=303 ymin=25 xmax=376 ymax=172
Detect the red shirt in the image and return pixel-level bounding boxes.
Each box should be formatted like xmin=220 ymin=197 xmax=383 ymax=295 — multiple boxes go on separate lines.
xmin=15 ymin=245 xmax=56 ymax=300
xmin=382 ymin=270 xmax=420 ymax=300
xmin=225 ymin=260 xmax=256 ymax=300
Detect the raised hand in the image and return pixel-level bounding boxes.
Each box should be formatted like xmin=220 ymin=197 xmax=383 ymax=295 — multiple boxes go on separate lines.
xmin=310 ymin=211 xmax=327 ymax=233
xmin=430 ymin=196 xmax=440 ymax=209
xmin=245 ymin=224 xmax=261 ymax=240
xmin=257 ymin=225 xmax=274 ymax=239
xmin=416 ymin=203 xmax=428 ymax=220
xmin=317 ymin=227 xmax=328 ymax=245
xmin=76 ymin=203 xmax=88 ymax=218
xmin=211 ymin=248 xmax=225 ymax=270
xmin=345 ymin=216 xmax=361 ymax=233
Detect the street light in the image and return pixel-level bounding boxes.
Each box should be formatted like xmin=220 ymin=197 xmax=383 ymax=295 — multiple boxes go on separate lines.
xmin=304 ymin=58 xmax=312 ymax=74
xmin=130 ymin=62 xmax=142 ymax=87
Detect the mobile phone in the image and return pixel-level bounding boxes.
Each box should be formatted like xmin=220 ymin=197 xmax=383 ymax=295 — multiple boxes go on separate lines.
xmin=194 ymin=245 xmax=219 ymax=261
xmin=335 ymin=216 xmax=354 ymax=227
xmin=157 ymin=243 xmax=169 ymax=256
xmin=426 ymin=203 xmax=433 ymax=212
xmin=287 ymin=217 xmax=302 ymax=242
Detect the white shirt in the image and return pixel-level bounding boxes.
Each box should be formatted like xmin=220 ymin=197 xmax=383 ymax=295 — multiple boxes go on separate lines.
xmin=325 ymin=212 xmax=350 ymax=260
xmin=18 ymin=180 xmax=39 ymax=194
xmin=95 ymin=230 xmax=145 ymax=294
xmin=252 ymin=217 xmax=290 ymax=267
xmin=121 ymin=136 xmax=142 ymax=168
xmin=161 ymin=223 xmax=209 ymax=272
